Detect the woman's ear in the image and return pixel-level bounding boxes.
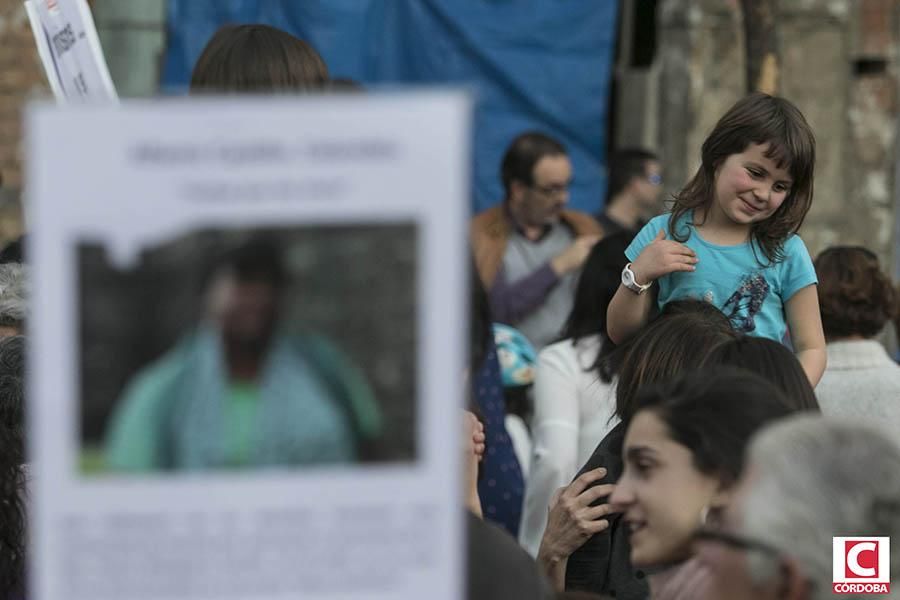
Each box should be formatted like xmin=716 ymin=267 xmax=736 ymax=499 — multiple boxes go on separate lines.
xmin=702 ymin=480 xmax=734 ymax=527
xmin=710 ymin=480 xmax=735 ymax=511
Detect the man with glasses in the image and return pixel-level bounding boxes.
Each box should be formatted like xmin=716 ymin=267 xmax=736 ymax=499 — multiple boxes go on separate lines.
xmin=598 ymin=148 xmax=663 ymax=236
xmin=471 ymin=131 xmax=602 ymax=349
xmin=692 ymin=416 xmax=900 ymax=600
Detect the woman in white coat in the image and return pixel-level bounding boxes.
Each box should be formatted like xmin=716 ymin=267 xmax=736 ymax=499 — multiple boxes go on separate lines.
xmin=519 ymin=232 xmax=632 ymax=556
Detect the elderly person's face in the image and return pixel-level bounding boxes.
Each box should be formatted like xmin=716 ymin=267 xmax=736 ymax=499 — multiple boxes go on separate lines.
xmin=693 ymin=466 xmax=808 ymax=600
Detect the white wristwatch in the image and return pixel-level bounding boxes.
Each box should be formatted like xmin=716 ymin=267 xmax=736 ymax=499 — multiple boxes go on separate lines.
xmin=621 ymin=263 xmax=652 ymax=295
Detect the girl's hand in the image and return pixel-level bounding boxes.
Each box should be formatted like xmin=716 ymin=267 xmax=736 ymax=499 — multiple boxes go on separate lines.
xmin=630 ymin=229 xmax=698 ymax=283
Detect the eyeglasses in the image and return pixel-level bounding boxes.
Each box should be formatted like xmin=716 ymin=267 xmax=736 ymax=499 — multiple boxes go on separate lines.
xmin=529 ymin=182 xmax=571 ymax=197
xmin=693 ymin=526 xmax=818 ymax=594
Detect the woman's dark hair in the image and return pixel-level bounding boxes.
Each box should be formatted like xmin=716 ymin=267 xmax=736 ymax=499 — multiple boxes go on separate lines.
xmin=558 ymin=231 xmax=634 ymax=382
xmin=190 ymin=24 xmax=329 ymax=93
xmin=704 ymin=336 xmax=820 ymax=411
xmin=669 ymin=93 xmax=815 ymax=264
xmin=611 ymin=300 xmax=737 ymax=422
xmin=814 ymin=246 xmax=898 ymax=339
xmin=0 ymin=336 xmax=24 ymax=454
xmin=500 ymin=132 xmax=567 ymax=199
xmin=0 ymin=335 xmax=26 ymax=595
xmin=630 ymin=367 xmax=794 ymax=486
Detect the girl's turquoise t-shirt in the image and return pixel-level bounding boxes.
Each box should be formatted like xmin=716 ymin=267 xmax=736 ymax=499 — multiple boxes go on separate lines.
xmin=625 ymin=212 xmax=817 ymax=341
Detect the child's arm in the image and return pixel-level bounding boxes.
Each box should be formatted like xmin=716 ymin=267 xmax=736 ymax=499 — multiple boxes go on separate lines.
xmin=606 ymin=284 xmax=655 ymax=344
xmin=785 ymin=284 xmax=827 ymax=387
xmin=607 ymin=230 xmax=698 ymax=344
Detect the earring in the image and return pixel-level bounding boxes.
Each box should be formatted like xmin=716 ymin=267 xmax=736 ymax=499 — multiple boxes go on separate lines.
xmin=699 ymin=505 xmax=710 ymax=526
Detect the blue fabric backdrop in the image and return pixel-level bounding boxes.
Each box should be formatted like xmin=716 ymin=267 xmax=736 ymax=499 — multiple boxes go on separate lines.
xmin=163 ymin=0 xmax=619 ymax=214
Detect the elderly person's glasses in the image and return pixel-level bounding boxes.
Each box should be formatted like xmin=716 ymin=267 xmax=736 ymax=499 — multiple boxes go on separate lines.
xmin=693 ymin=527 xmax=818 ymax=595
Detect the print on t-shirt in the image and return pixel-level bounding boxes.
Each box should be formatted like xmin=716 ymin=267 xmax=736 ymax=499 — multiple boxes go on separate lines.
xmin=722 ymin=272 xmax=770 ymax=333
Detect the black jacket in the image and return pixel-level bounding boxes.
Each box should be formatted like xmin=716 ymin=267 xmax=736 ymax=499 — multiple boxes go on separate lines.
xmin=467 ymin=511 xmax=555 ymax=600
xmin=564 ymin=422 xmax=649 ymax=599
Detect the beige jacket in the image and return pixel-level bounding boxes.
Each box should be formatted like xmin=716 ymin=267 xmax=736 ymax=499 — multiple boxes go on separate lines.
xmin=470 ymin=204 xmax=603 ymax=288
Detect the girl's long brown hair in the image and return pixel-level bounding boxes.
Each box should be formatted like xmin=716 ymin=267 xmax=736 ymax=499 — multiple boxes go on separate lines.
xmin=669 ymin=93 xmax=816 ymax=264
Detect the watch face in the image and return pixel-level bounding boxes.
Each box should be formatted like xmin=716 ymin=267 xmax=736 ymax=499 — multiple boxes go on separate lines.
xmin=622 ymin=266 xmax=634 ymax=287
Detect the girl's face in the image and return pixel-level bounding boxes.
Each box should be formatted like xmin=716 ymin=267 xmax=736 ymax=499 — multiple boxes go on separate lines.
xmin=611 ymin=410 xmax=727 ymax=567
xmin=711 ymin=143 xmax=793 ymax=226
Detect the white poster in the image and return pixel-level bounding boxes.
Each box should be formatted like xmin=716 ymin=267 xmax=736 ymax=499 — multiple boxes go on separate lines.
xmin=27 ymin=92 xmax=471 ymax=599
xmin=24 ymin=0 xmax=117 ymax=102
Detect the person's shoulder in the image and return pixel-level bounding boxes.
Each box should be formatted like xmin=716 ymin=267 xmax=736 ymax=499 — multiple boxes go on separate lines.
xmin=781 ymin=233 xmax=811 ymax=255
xmin=561 ymin=209 xmax=602 ymax=236
xmin=647 ymin=212 xmax=673 ymax=227
xmin=596 ymin=212 xmax=625 ymax=236
xmin=283 ymin=332 xmax=351 ymax=366
xmin=113 ymin=337 xmax=195 ymax=418
xmin=645 ymin=212 xmax=674 ymax=232
xmin=576 ymin=421 xmax=626 ymax=479
xmin=471 ymin=203 xmax=507 ymax=235
xmin=537 ymin=338 xmax=579 ymax=372
xmin=127 ymin=334 xmax=199 ymax=392
xmin=539 ymin=337 xmax=575 ymax=358
xmin=467 ymin=512 xmax=553 ymax=600
xmin=631 ymin=213 xmax=672 ymax=245
xmin=772 ymin=234 xmax=814 ymax=276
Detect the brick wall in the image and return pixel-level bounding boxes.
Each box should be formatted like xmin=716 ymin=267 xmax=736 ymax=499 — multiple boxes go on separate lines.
xmin=657 ymin=0 xmax=900 ymax=268
xmin=0 ymin=0 xmax=50 ymax=242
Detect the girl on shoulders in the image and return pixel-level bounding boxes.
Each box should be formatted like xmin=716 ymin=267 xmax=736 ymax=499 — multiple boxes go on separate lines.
xmin=607 ymin=93 xmax=826 ymax=386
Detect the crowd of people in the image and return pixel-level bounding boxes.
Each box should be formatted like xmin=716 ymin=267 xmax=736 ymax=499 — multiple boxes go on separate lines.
xmin=464 ymin=43 xmax=899 ymax=600
xmin=2 ymin=22 xmax=899 ymax=600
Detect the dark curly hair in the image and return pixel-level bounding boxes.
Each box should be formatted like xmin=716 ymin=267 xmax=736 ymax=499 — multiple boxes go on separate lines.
xmin=0 ymin=336 xmax=26 ymax=597
xmin=815 ymin=246 xmax=897 ymax=339
xmin=669 ymin=93 xmax=816 ymax=265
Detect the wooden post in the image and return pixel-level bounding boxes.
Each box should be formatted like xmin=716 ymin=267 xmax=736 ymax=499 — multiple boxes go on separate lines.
xmin=740 ymin=0 xmax=780 ymax=94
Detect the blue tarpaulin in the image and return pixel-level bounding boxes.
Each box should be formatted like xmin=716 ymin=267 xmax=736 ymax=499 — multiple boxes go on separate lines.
xmin=163 ymin=1 xmax=619 ymax=214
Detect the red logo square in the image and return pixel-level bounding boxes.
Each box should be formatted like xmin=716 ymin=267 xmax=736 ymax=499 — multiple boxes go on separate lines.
xmin=845 ymin=540 xmax=881 ymax=579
